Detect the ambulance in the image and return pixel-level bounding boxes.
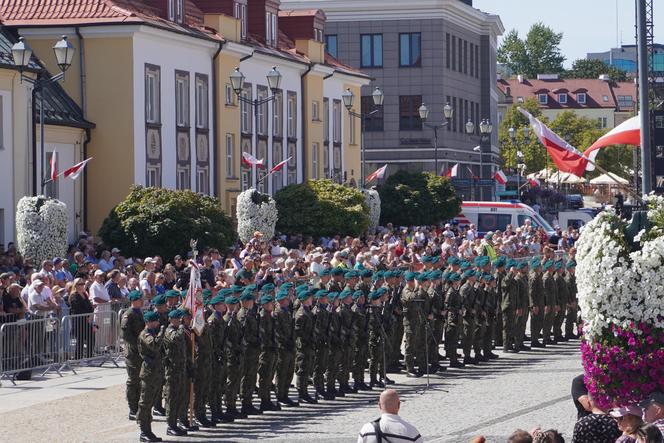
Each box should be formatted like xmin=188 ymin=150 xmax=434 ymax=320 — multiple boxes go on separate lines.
xmin=454 ymin=201 xmax=555 ymax=237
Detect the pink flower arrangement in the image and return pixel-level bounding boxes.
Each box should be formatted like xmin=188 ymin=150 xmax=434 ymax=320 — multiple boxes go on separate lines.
xmin=581 ymin=321 xmax=664 ymax=410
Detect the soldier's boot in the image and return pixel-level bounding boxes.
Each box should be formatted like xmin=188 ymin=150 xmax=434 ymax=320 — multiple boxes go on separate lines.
xmin=128 ymin=411 xmax=137 ymax=421
xmin=195 ymin=415 xmax=216 ymax=428
xmin=178 ymin=418 xmax=199 ymax=432
xmin=241 ymin=402 xmax=263 ymax=416
xmin=449 ymin=359 xmax=465 ymax=368
xmin=166 ymin=421 xmax=187 ymax=437
xmin=354 ymin=379 xmax=371 ymax=391
xmin=278 ymin=396 xmax=299 ymax=407
xmin=369 ymin=376 xmax=385 ymax=388
xmin=139 ymin=424 xmax=162 ymax=443
xmin=226 ymin=406 xmax=248 ymax=420
xmin=328 ymin=385 xmax=342 ymax=398
xmin=298 ymin=378 xmax=317 ymax=404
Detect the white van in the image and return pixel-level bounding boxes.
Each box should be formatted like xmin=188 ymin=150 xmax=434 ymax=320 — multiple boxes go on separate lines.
xmin=454 ymin=201 xmax=555 ymax=237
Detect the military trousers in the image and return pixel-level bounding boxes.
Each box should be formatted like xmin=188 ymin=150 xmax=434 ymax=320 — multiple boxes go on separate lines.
xmin=337 ymin=340 xmax=353 ymax=387
xmin=542 ymin=307 xmax=556 ymax=342
xmin=241 ymin=346 xmax=260 ymax=407
xmin=258 ymin=349 xmax=277 ymax=402
xmin=295 ymin=345 xmax=314 ymax=394
xmin=530 ymin=308 xmax=544 ymax=342
xmin=461 ymin=315 xmax=475 ymax=357
xmin=515 ymin=312 xmax=527 ymax=348
xmin=368 ymin=335 xmax=385 ymax=380
xmin=483 ymin=315 xmax=495 ymax=355
xmin=326 ymin=346 xmax=342 ymax=390
xmin=502 ymin=309 xmax=515 ymax=351
xmin=164 ymin=366 xmax=185 ymax=427
xmin=275 ymin=347 xmax=295 ymax=399
xmin=445 ymin=313 xmax=460 ymax=360
xmin=565 ymin=305 xmax=578 ymax=337
xmin=137 ymin=370 xmax=163 ymax=429
xmin=427 ymin=319 xmax=441 ymax=364
xmin=125 ymin=353 xmax=142 ymax=414
xmin=473 ymin=315 xmax=486 ymax=355
xmin=494 ymin=310 xmax=503 ymax=346
xmin=553 ymin=306 xmax=565 ymax=339
xmin=208 ymin=358 xmax=225 ymax=416
xmin=224 ymin=351 xmax=243 ymax=410
xmin=177 ymin=375 xmax=192 ymax=422
xmin=313 ymin=343 xmax=329 ymax=389
xmin=389 ymin=316 xmax=404 ymax=366
xmin=352 ymin=338 xmax=369 ymax=382
xmin=193 ymin=357 xmax=210 ymax=417
xmin=404 ymin=318 xmax=425 ymax=371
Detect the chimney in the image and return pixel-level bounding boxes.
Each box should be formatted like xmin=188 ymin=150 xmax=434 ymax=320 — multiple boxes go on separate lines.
xmin=505 ymin=86 xmax=511 ymax=97
xmin=279 ymin=9 xmax=327 ymax=63
xmin=248 ymin=0 xmax=281 ymax=46
xmin=517 ymin=74 xmax=525 ymax=84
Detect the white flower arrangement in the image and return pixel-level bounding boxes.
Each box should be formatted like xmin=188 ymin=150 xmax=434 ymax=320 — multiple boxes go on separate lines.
xmin=576 ymin=195 xmax=664 ymax=340
xmin=16 ymin=196 xmax=68 ymax=264
xmin=363 ymin=189 xmax=381 ymax=235
xmin=236 ymin=188 xmax=279 ymax=243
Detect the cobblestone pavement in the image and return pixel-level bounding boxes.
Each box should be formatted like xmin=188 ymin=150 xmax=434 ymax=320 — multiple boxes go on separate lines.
xmin=0 ymin=340 xmax=581 ymax=443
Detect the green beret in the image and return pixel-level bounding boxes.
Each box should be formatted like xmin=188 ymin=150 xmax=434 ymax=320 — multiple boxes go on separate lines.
xmin=517 ymin=261 xmax=529 ymax=270
xmin=485 ymin=232 xmax=494 ymax=241
xmin=447 ymin=256 xmax=460 ymax=266
xmin=260 ymin=283 xmax=275 ymax=293
xmin=275 ymin=291 xmax=289 ymax=302
xmin=314 ymin=289 xmax=329 ymax=299
xmin=352 ymin=290 xmax=364 ymax=301
xmin=235 ymin=269 xmax=248 ymax=279
xmin=168 ymin=309 xmax=185 ymax=319
xmin=554 ymin=261 xmax=563 ymax=270
xmin=506 ymin=259 xmax=517 ymax=269
xmin=281 ymin=282 xmax=294 ymax=289
xmin=218 ymin=288 xmax=233 ymax=297
xmin=416 ymin=272 xmax=428 ymax=282
xmin=460 ymin=261 xmax=471 ymax=270
xmin=378 ymin=270 xmax=389 ymax=279
xmin=240 ymin=289 xmax=255 ymax=301
xmin=360 ymin=269 xmax=373 ymax=278
xmin=344 ymin=270 xmax=358 ymax=279
xmin=492 ymin=257 xmax=506 ymax=268
xmin=128 ymin=290 xmax=142 ymax=302
xmin=210 ymin=295 xmax=225 ymax=306
xmin=165 ymin=289 xmax=180 ymax=299
xmin=421 ymin=255 xmax=432 ymax=263
xmin=542 ymin=260 xmax=554 ymax=271
xmin=331 ymin=267 xmax=345 ymax=276
xmin=447 ymin=272 xmax=461 ymax=282
xmin=566 ymin=260 xmax=576 ymax=269
xmin=297 ymin=291 xmax=312 ymax=301
xmin=319 ymin=269 xmax=331 ymax=277
xmin=530 ymin=257 xmax=541 ymax=268
xmin=368 ymin=291 xmax=382 ymax=301
xmin=295 ymin=284 xmax=310 ymax=293
xmin=202 ymin=288 xmax=213 ymax=305
xmin=144 ymin=311 xmax=160 ymax=322
xmin=474 ymin=256 xmax=489 ymax=267
xmin=230 ymin=284 xmax=244 ymax=293
xmin=431 ymin=256 xmax=441 ymax=265
xmin=327 ymin=291 xmax=339 ymax=301
xmin=259 ymin=295 xmax=274 ymax=305
xmin=224 ymin=296 xmax=239 ymax=304
xmin=429 ymin=270 xmax=443 ymax=280
xmin=339 ymin=289 xmax=352 ymax=299
xmin=152 ymin=294 xmax=167 ymax=306
xmin=404 ymin=271 xmax=417 ymax=282
xmin=375 ymin=287 xmax=388 ymax=297
xmin=482 ymin=273 xmax=494 ymax=282
xmin=463 ymin=269 xmax=476 ymax=279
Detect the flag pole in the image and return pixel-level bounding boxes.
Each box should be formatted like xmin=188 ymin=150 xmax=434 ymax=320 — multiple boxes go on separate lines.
xmin=188 ymin=239 xmax=198 ymax=425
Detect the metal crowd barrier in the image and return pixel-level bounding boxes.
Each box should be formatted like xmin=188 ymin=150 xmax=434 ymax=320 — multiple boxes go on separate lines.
xmin=60 ymin=311 xmax=120 ymax=373
xmin=0 ymin=316 xmax=64 ymax=385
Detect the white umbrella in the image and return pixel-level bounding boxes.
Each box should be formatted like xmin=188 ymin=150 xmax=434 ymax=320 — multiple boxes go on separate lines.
xmin=589 ymin=172 xmax=629 ymax=185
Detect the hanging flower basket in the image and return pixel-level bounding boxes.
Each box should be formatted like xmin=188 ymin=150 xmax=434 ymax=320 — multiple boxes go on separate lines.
xmin=363 ymin=188 xmax=381 ymax=235
xmin=576 ymin=195 xmax=664 ymax=409
xmin=236 ymin=188 xmax=278 ymax=243
xmin=16 ymin=196 xmax=68 ymax=264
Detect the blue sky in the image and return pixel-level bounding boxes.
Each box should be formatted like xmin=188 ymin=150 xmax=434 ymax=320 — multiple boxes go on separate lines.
xmin=473 ymin=0 xmax=664 ymax=67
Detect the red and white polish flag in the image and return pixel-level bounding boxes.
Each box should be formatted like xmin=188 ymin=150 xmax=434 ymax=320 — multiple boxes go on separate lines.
xmin=270 ymin=156 xmax=292 ymax=173
xmin=366 ymin=164 xmax=387 ymax=183
xmin=495 ymin=169 xmax=507 ymax=185
xmin=50 ymin=150 xmax=58 ymax=182
xmin=63 ymin=158 xmax=92 ymax=180
xmin=446 ymin=163 xmax=459 ymax=178
xmin=241 ymin=151 xmax=265 ymax=169
xmin=528 ymin=178 xmax=541 ymax=187
xmin=583 ymin=114 xmax=640 ymax=171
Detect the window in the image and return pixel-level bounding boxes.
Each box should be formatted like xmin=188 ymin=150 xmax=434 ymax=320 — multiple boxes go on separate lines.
xmin=399 ymin=95 xmax=423 ymax=131
xmin=361 ymin=34 xmax=383 ymax=68
xmin=273 ymin=91 xmax=282 ymax=136
xmin=287 ymin=142 xmax=297 ymax=184
xmin=597 ymin=117 xmax=608 ymax=128
xmin=478 ymin=213 xmax=512 ymax=233
xmin=314 ymin=28 xmax=324 ymax=43
xmin=257 ymin=86 xmax=268 ymax=135
xmin=195 ymin=74 xmax=208 ymax=129
xmin=312 ymin=142 xmax=319 ymax=179
xmin=325 ymin=35 xmax=337 ymax=58
xmin=175 ymin=72 xmax=189 ymax=127
xmin=617 ymin=95 xmax=634 ymax=108
xmin=225 ymin=84 xmax=235 ymax=106
xmin=226 ymin=133 xmax=235 ymax=178
xmin=463 ymin=40 xmax=468 ymax=74
xmin=399 ymin=33 xmax=421 ymax=67
xmin=168 ymin=0 xmax=184 ymax=23
xmin=538 ymin=93 xmax=548 ymax=105
xmin=602 ymin=95 xmax=609 ymax=102
xmin=147 ymin=165 xmax=161 ymax=187
xmin=323 ymin=98 xmax=330 ymax=141
xmin=145 ymin=66 xmax=160 ymax=124
xmin=458 ymin=37 xmax=462 ymax=73
xmin=177 ymin=167 xmax=189 ymax=190
xmin=446 ymin=33 xmax=451 ymax=69
xmin=241 ymin=84 xmax=252 ymax=133
xmin=333 ymin=100 xmax=341 ymax=143
xmin=323 ymin=144 xmax=329 ymax=177
xmin=475 ymin=44 xmax=480 ymax=78
xmin=558 ymin=93 xmax=567 ymax=104
xmin=265 ymin=11 xmax=277 ymax=46
xmin=577 ymin=92 xmax=587 ymax=104
xmin=361 ymin=96 xmax=383 ymax=131
xmin=235 ymin=2 xmax=247 ymax=40
xmin=287 ymin=92 xmax=297 ymax=138
xmin=469 ymin=42 xmax=474 ymax=77
xmin=516 ymin=96 xmax=524 ymax=103
xmin=312 ymin=100 xmax=320 ymax=121
xmin=451 ymin=36 xmax=456 ymax=70
xmin=196 ymin=168 xmax=209 ymax=195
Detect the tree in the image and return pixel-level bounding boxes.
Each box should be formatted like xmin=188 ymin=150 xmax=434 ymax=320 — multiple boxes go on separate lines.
xmin=378 ymin=171 xmax=461 ymax=226
xmin=563 ymin=58 xmax=629 ymax=82
xmin=498 ymin=98 xmax=548 ymax=175
xmin=99 ymin=186 xmax=236 ymax=260
xmin=549 ymin=110 xmax=604 ymax=151
xmin=274 ymin=179 xmax=369 ymax=237
xmin=497 ymin=23 xmax=565 ymax=78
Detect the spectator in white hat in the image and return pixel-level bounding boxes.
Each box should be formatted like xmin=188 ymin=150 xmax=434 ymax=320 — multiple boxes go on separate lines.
xmin=610 ymin=405 xmax=644 ymax=443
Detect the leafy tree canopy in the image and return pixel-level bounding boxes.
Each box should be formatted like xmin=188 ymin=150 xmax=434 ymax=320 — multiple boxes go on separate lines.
xmin=563 ymin=58 xmax=629 ymax=82
xmin=498 ymin=23 xmax=565 ymax=78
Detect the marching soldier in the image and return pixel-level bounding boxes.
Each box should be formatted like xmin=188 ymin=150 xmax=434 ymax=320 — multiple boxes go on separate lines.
xmin=177 ymin=309 xmax=198 ymax=431
xmin=163 ymin=309 xmax=188 ymax=436
xmin=238 ymin=286 xmax=262 ymax=416
xmin=542 ymin=260 xmax=558 ymax=345
xmin=367 ymin=289 xmax=387 ymax=387
xmin=327 ymin=268 xmax=345 ymax=292
xmin=444 ymin=272 xmax=464 ymax=368
xmin=402 ymin=272 xmax=425 ymax=376
xmin=529 ymin=258 xmax=545 ymax=348
xmin=274 ymin=288 xmax=298 ymax=407
xmin=385 ymin=271 xmax=403 ymax=373
xmin=151 ymin=294 xmax=168 ymax=417
xmin=337 ymin=288 xmax=356 ymax=394
xmin=257 ymin=293 xmax=280 ymax=411
xmin=207 ymin=292 xmax=234 ymax=423
xmin=294 ymin=289 xmax=317 ymax=404
xmin=121 ymin=290 xmax=144 ymax=421
xmin=515 ymin=261 xmax=530 ymax=351
xmin=351 ymin=290 xmax=371 ymax=390
xmin=193 ymin=298 xmax=215 ymax=428
xmin=553 ymin=261 xmax=568 ymax=342
xmin=136 ymin=311 xmax=165 ymax=442
xmin=326 ymin=292 xmax=343 ymax=397
xmin=564 ymin=260 xmax=578 ymax=340
xmin=429 ymin=270 xmax=446 ymax=369
xmin=312 ymin=289 xmax=332 ymax=400
xmin=223 ymin=295 xmax=246 ymax=419
xmin=501 ymin=260 xmax=519 ymax=353
xmin=460 ymin=269 xmax=478 ymax=364
xmin=492 ymin=257 xmax=506 ymax=348
xmin=165 ymin=289 xmax=180 ymax=313
xmin=481 ymin=274 xmax=499 ymax=360
xmin=472 ymin=268 xmax=487 ymax=362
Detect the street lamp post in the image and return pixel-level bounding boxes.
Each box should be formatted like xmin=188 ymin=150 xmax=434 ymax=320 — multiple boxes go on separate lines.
xmin=509 ymin=126 xmax=529 ymax=200
xmin=12 ymin=36 xmax=75 ymax=195
xmin=418 ymin=102 xmax=453 ymax=175
xmin=342 ymin=87 xmax=384 ymax=187
xmin=469 ymin=119 xmax=493 ymax=200
xmin=230 ymin=66 xmax=282 ymax=190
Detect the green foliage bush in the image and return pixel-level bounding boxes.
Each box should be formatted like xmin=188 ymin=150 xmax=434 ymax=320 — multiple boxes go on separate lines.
xmin=274 ymin=179 xmax=369 ymax=237
xmin=378 ymin=171 xmax=461 ymax=226
xmin=99 ymin=186 xmax=236 ymax=260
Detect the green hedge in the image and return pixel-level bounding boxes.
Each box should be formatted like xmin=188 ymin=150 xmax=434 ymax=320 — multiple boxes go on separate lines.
xmin=274 ymin=179 xmax=369 ymax=237
xmin=378 ymin=171 xmax=461 ymax=226
xmin=99 ymin=186 xmax=236 ymax=260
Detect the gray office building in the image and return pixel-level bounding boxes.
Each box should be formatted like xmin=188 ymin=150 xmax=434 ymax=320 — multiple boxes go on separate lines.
xmin=281 ymin=0 xmax=503 ymax=196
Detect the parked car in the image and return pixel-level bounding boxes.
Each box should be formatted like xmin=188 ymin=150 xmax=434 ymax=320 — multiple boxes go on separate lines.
xmin=566 ymin=194 xmax=584 ymax=209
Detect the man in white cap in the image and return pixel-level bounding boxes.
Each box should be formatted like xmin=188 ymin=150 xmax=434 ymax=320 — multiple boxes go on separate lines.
xmin=90 ymin=269 xmax=112 ymax=347
xmin=28 ymin=278 xmax=56 ymax=318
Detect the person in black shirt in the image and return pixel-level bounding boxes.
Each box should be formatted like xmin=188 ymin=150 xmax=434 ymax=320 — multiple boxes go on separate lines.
xmin=2 ymin=283 xmax=26 ymax=323
xmin=572 ymin=395 xmax=621 ymax=443
xmin=572 ymin=374 xmax=592 ymax=420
